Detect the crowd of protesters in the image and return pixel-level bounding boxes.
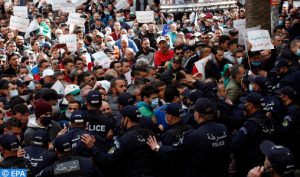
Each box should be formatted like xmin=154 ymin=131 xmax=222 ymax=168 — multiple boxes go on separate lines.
xmin=0 ymin=0 xmax=300 ymax=177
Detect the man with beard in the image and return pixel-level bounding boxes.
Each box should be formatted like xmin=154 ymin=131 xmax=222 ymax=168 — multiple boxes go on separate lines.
xmin=136 ymin=38 xmax=156 ymax=65
xmin=15 ymin=36 xmax=28 ymax=56
xmin=16 ymin=80 xmax=31 ymax=102
xmin=4 ymin=52 xmax=21 ymax=76
xmin=161 ymin=56 xmax=184 ymax=86
xmin=93 ymin=65 xmax=105 ymax=81
xmin=62 ymin=58 xmax=74 ymax=83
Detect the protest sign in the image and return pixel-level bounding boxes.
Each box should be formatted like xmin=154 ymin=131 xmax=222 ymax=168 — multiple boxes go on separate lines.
xmin=13 ymin=6 xmax=28 ymax=18
xmin=9 ymin=16 xmax=29 ymax=33
xmin=238 ymin=26 xmax=261 ymax=45
xmin=247 ymin=30 xmax=274 ymax=51
xmin=115 ymin=0 xmax=130 ymax=10
xmin=61 ymin=4 xmax=76 ymax=13
xmin=222 ymin=28 xmax=232 ymax=35
xmin=59 ymin=34 xmax=77 ymax=52
xmin=136 ymin=11 xmax=154 ymax=23
xmin=92 ymin=51 xmax=112 ymax=68
xmin=194 ymin=55 xmax=212 ymax=80
xmin=51 ymin=80 xmax=65 ymax=95
xmin=67 ymin=13 xmax=85 ymax=27
xmin=233 ymin=19 xmax=246 ymax=29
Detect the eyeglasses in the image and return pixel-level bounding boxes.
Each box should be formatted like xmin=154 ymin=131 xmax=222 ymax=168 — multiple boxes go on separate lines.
xmin=25 ymin=61 xmax=34 ymax=65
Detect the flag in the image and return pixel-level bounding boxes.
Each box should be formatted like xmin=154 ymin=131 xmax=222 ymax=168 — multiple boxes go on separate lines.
xmin=37 ymin=21 xmax=51 ymax=39
xmin=24 ymin=19 xmax=39 ymax=39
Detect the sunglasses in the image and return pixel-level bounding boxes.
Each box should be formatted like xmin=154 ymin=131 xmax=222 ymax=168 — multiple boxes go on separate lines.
xmin=25 ymin=61 xmax=34 ymax=65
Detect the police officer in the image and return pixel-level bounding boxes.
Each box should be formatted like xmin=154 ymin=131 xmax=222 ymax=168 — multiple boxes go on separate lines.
xmin=63 ymin=110 xmax=91 ymax=157
xmin=277 ymin=86 xmax=300 ymax=170
xmin=81 ymin=105 xmax=161 ymax=177
xmin=160 ymin=103 xmax=193 ymax=177
xmin=0 ymin=134 xmax=33 ymax=176
xmin=247 ymin=140 xmax=295 ymax=177
xmin=85 ymin=90 xmax=114 ymax=152
xmin=23 ymin=129 xmax=57 ymax=176
xmin=36 ymin=133 xmax=104 ymax=177
xmin=147 ymin=98 xmax=230 ymax=177
xmin=231 ymin=92 xmax=277 ymax=177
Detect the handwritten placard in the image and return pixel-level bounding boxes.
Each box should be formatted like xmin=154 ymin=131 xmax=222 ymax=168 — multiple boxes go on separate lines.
xmin=136 ymin=11 xmax=154 ymax=23
xmin=238 ymin=26 xmax=261 ymax=45
xmin=9 ymin=16 xmax=29 ymax=33
xmin=61 ymin=4 xmax=76 ymax=13
xmin=92 ymin=51 xmax=112 ymax=68
xmin=13 ymin=6 xmax=28 ymax=18
xmin=59 ymin=34 xmax=77 ymax=52
xmin=115 ymin=0 xmax=130 ymax=10
xmin=247 ymin=30 xmax=274 ymax=51
xmin=67 ymin=13 xmax=85 ymax=27
xmin=233 ymin=19 xmax=246 ymax=29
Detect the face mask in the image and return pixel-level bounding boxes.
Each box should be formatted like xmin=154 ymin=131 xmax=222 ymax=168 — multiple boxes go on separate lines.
xmin=237 ymin=57 xmax=243 ymax=64
xmin=104 ymin=11 xmax=109 ymax=15
xmin=167 ymin=19 xmax=173 ymax=24
xmin=249 ymin=84 xmax=253 ymax=92
xmin=74 ymin=95 xmax=83 ymax=103
xmin=151 ymin=98 xmax=159 ymax=108
xmin=38 ymin=39 xmax=45 ymax=46
xmin=18 ymin=74 xmax=26 ymax=79
xmin=278 ymin=20 xmax=284 ymax=26
xmin=187 ymin=27 xmax=193 ymax=32
xmin=197 ymin=51 xmax=201 ymax=56
xmin=10 ymin=90 xmax=18 ymax=97
xmin=52 ymin=105 xmax=60 ymax=115
xmin=251 ymin=61 xmax=262 ymax=66
xmin=296 ymin=49 xmax=300 ymax=57
xmin=188 ymin=40 xmax=195 ymax=46
xmin=40 ymin=115 xmax=52 ymax=127
xmin=26 ymin=65 xmax=32 ymax=72
xmin=106 ymin=41 xmax=115 ymax=48
xmin=65 ymin=111 xmax=72 ymax=119
xmin=20 ymin=94 xmax=30 ymax=101
xmin=128 ymin=34 xmax=134 ymax=39
xmin=27 ymin=81 xmax=35 ymax=90
xmin=116 ymin=17 xmax=124 ymax=23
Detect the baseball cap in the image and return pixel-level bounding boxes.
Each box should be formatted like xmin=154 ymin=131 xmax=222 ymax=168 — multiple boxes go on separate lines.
xmin=79 ymin=47 xmax=88 ymax=55
xmin=86 ymin=90 xmax=102 ymax=104
xmin=165 ymin=103 xmax=183 ymax=117
xmin=32 ymin=129 xmax=50 ymax=146
xmin=167 ymin=13 xmax=174 ymax=18
xmin=64 ymin=84 xmax=80 ymax=96
xmin=42 ymin=68 xmax=54 ymax=78
xmin=271 ymin=59 xmax=289 ymax=73
xmin=118 ymin=92 xmax=135 ymax=106
xmin=260 ymin=140 xmax=294 ymax=175
xmin=156 ymin=36 xmax=166 ymax=44
xmin=96 ymin=32 xmax=104 ymax=38
xmin=34 ymin=99 xmax=52 ymax=118
xmin=97 ymin=80 xmax=111 ymax=92
xmin=194 ymin=32 xmax=202 ymax=37
xmin=241 ymin=92 xmax=265 ymax=107
xmin=192 ymin=98 xmax=216 ymax=114
xmin=0 ymin=35 xmax=5 ymax=41
xmin=173 ymin=56 xmax=183 ymax=63
xmin=189 ymin=90 xmax=204 ymax=104
xmin=53 ymin=134 xmax=72 ymax=152
xmin=249 ymin=76 xmax=267 ymax=90
xmin=277 ymin=86 xmax=297 ymax=99
xmin=16 ymin=79 xmax=27 ymax=87
xmin=0 ymin=134 xmax=21 ymax=151
xmin=39 ymin=88 xmax=64 ymax=100
xmin=121 ymin=105 xmax=140 ymax=122
xmin=185 ymin=33 xmax=195 ymax=39
xmin=70 ymin=110 xmax=86 ymax=123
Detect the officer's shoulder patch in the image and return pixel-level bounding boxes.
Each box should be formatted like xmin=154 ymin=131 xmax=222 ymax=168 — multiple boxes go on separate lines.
xmin=54 ymin=159 xmax=80 ymax=175
xmin=108 ymin=147 xmax=116 ymax=154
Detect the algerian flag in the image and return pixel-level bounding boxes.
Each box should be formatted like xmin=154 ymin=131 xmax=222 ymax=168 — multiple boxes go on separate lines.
xmin=37 ymin=21 xmax=51 ymax=40
xmin=25 ymin=19 xmax=40 ymax=39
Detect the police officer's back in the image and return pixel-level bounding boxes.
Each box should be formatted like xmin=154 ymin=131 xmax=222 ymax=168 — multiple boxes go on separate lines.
xmin=36 ymin=133 xmax=104 ymax=177
xmin=0 ymin=134 xmax=33 ymax=176
xmin=148 ymin=98 xmax=230 ymax=177
xmin=82 ymin=105 xmax=161 ymax=177
xmin=231 ymin=92 xmax=277 ymax=177
xmin=23 ymin=129 xmax=56 ymax=176
xmin=160 ymin=103 xmax=193 ymax=177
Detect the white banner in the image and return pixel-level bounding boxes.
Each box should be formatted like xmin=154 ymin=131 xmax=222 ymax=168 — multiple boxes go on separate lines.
xmin=9 ymin=16 xmax=29 ymax=33
xmin=59 ymin=34 xmax=77 ymax=52
xmin=92 ymin=51 xmax=112 ymax=68
xmin=115 ymin=0 xmax=130 ymax=10
xmin=247 ymin=30 xmax=274 ymax=51
xmin=67 ymin=13 xmax=85 ymax=27
xmin=136 ymin=11 xmax=154 ymax=23
xmin=233 ymin=19 xmax=246 ymax=29
xmin=238 ymin=26 xmax=261 ymax=45
xmin=61 ymin=4 xmax=76 ymax=13
xmin=13 ymin=6 xmax=28 ymax=18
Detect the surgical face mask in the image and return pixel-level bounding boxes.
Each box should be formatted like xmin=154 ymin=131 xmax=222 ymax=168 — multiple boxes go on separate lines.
xmin=278 ymin=20 xmax=284 ymax=26
xmin=27 ymin=81 xmax=35 ymax=90
xmin=296 ymin=48 xmax=300 ymax=57
xmin=167 ymin=19 xmax=173 ymax=24
xmin=237 ymin=57 xmax=243 ymax=64
xmin=106 ymin=41 xmax=115 ymax=48
xmin=20 ymin=94 xmax=30 ymax=101
xmin=40 ymin=115 xmax=52 ymax=127
xmin=188 ymin=40 xmax=195 ymax=46
xmin=65 ymin=111 xmax=72 ymax=119
xmin=248 ymin=84 xmax=253 ymax=92
xmin=128 ymin=34 xmax=134 ymax=39
xmin=26 ymin=65 xmax=32 ymax=72
xmin=38 ymin=39 xmax=45 ymax=46
xmin=104 ymin=11 xmax=109 ymax=15
xmin=10 ymin=90 xmax=19 ymax=97
xmin=116 ymin=17 xmax=124 ymax=23
xmin=151 ymin=98 xmax=159 ymax=108
xmin=251 ymin=61 xmax=262 ymax=66
xmin=187 ymin=27 xmax=193 ymax=32
xmin=74 ymin=95 xmax=83 ymax=103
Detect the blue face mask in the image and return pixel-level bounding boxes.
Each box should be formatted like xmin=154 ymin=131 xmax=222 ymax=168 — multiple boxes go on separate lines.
xmin=74 ymin=95 xmax=83 ymax=103
xmin=167 ymin=19 xmax=173 ymax=24
xmin=278 ymin=20 xmax=284 ymax=26
xmin=296 ymin=49 xmax=300 ymax=57
xmin=249 ymin=84 xmax=253 ymax=92
xmin=151 ymin=98 xmax=159 ymax=108
xmin=251 ymin=61 xmax=262 ymax=66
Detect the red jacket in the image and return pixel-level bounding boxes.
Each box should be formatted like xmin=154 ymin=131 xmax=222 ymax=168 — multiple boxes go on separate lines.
xmin=154 ymin=50 xmax=174 ymax=67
